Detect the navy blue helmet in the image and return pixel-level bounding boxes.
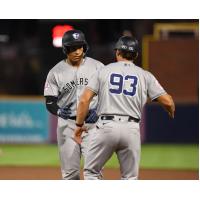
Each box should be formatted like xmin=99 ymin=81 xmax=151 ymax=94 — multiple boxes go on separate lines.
xmin=115 ymin=36 xmax=139 ymax=53
xmin=62 ymin=29 xmax=89 ymax=54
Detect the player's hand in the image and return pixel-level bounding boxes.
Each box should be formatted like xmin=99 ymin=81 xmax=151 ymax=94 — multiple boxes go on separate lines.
xmin=57 ymin=102 xmax=74 ymax=119
xmin=168 ymin=111 xmax=175 ymax=119
xmin=168 ymin=102 xmax=175 ymax=119
xmin=73 ymin=126 xmax=87 ymax=144
xmin=85 ymin=108 xmax=99 ymax=123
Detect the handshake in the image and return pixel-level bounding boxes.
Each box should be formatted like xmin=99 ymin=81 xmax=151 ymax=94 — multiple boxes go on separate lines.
xmin=57 ymin=103 xmax=98 ymax=123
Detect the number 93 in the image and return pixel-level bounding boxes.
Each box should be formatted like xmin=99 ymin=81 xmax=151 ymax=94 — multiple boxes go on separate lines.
xmin=109 ymin=73 xmax=138 ymax=96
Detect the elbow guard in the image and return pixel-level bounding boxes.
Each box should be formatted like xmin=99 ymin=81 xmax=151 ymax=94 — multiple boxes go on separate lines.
xmin=45 ymin=96 xmax=60 ymax=116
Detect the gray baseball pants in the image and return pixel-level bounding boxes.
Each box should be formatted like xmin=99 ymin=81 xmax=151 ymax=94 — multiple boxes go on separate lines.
xmin=57 ymin=118 xmax=96 ymax=180
xmin=84 ymin=116 xmax=141 ymax=180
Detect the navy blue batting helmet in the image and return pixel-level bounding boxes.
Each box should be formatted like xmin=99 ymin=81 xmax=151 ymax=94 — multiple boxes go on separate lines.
xmin=115 ymin=36 xmax=139 ymax=53
xmin=62 ymin=29 xmax=89 ymax=54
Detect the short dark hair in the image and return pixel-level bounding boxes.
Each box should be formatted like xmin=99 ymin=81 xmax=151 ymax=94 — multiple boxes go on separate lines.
xmin=118 ymin=50 xmax=137 ymax=61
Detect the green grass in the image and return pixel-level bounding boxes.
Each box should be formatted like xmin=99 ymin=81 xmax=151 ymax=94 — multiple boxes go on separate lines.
xmin=0 ymin=144 xmax=198 ymax=170
xmin=141 ymin=144 xmax=199 ymax=170
xmin=105 ymin=144 xmax=199 ymax=170
xmin=0 ymin=144 xmax=59 ymax=166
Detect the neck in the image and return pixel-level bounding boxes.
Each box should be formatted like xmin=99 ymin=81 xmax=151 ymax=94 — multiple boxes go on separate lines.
xmin=117 ymin=57 xmax=132 ymax=63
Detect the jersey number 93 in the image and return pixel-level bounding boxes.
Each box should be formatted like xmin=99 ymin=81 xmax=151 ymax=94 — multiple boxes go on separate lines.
xmin=109 ymin=73 xmax=138 ymax=96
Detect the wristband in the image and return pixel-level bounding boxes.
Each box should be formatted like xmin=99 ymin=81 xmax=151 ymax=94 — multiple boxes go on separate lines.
xmin=76 ymin=123 xmax=84 ymax=127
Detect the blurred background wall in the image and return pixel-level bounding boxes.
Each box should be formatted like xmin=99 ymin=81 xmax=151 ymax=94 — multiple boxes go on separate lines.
xmin=0 ymin=19 xmax=198 ymax=144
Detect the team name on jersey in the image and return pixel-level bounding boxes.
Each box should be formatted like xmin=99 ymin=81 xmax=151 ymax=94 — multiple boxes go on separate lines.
xmin=62 ymin=78 xmax=89 ymax=93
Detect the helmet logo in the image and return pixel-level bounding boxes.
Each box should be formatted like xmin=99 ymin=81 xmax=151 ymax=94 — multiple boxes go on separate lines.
xmin=72 ymin=33 xmax=80 ymax=39
xmin=121 ymin=45 xmax=127 ymax=49
xmin=121 ymin=45 xmax=134 ymax=51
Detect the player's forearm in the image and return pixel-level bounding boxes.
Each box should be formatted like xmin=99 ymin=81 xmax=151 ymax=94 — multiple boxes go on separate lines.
xmin=76 ymin=89 xmax=96 ymax=126
xmin=156 ymin=94 xmax=175 ymax=118
xmin=76 ymin=88 xmax=96 ymax=126
xmin=76 ymin=99 xmax=90 ymax=126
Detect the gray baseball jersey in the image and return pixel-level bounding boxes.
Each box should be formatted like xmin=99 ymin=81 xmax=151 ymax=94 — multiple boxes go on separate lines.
xmin=84 ymin=61 xmax=166 ymax=180
xmin=87 ymin=61 xmax=166 ymax=119
xmin=44 ymin=57 xmax=103 ymax=116
xmin=44 ymin=57 xmax=104 ymax=179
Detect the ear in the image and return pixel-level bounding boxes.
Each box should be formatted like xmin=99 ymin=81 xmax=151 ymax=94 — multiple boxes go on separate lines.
xmin=116 ymin=50 xmax=120 ymax=59
xmin=134 ymin=52 xmax=138 ymax=60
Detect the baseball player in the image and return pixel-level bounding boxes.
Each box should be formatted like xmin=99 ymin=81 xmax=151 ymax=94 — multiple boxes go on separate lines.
xmin=44 ymin=29 xmax=104 ymax=180
xmin=74 ymin=36 xmax=175 ymax=180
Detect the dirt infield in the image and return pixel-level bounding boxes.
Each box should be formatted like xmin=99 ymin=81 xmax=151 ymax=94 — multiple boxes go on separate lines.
xmin=0 ymin=166 xmax=198 ymax=180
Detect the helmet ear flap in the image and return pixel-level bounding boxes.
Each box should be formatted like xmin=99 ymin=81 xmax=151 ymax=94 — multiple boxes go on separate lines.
xmin=62 ymin=46 xmax=69 ymax=58
xmin=83 ymin=44 xmax=89 ymax=54
xmin=63 ymin=46 xmax=67 ymax=55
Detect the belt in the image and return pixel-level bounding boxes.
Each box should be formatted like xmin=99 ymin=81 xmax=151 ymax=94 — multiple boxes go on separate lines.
xmin=100 ymin=115 xmax=140 ymax=123
xmin=68 ymin=116 xmax=76 ymax=120
xmin=68 ymin=116 xmax=98 ymax=124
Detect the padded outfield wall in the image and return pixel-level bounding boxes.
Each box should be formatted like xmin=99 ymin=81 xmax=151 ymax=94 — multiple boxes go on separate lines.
xmin=0 ymin=96 xmax=198 ymax=144
xmin=0 ymin=96 xmax=49 ymax=143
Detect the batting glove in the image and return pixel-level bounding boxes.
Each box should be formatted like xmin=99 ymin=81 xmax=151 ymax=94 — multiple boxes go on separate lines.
xmin=57 ymin=102 xmax=73 ymax=119
xmin=85 ymin=108 xmax=99 ymax=123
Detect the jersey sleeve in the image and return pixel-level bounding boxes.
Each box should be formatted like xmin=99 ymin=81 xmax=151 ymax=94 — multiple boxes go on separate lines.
xmin=44 ymin=70 xmax=59 ymax=97
xmin=98 ymin=62 xmax=104 ymax=69
xmin=95 ymin=60 xmax=104 ymax=72
xmin=146 ymin=71 xmax=167 ymax=101
xmin=86 ymin=70 xmax=100 ymax=95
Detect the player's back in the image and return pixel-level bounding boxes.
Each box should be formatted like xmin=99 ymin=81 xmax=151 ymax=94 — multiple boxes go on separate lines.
xmin=96 ymin=61 xmax=165 ymax=119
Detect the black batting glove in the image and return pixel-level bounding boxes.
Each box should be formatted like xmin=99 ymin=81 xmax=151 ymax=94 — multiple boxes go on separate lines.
xmin=57 ymin=102 xmax=73 ymax=119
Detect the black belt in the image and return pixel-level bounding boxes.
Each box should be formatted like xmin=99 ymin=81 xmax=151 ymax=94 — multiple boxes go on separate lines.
xmin=68 ymin=116 xmax=98 ymax=124
xmin=100 ymin=115 xmax=140 ymax=123
xmin=68 ymin=116 xmax=76 ymax=120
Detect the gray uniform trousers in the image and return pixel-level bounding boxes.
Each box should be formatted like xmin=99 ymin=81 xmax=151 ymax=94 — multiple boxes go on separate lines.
xmin=84 ymin=116 xmax=141 ymax=180
xmin=57 ymin=118 xmax=96 ymax=180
